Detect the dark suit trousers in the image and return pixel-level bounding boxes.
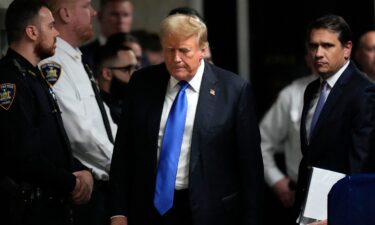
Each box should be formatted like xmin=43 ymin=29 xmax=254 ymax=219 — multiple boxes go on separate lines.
xmin=156 ymin=189 xmax=192 ymax=225
xmin=73 ymin=180 xmax=111 ymax=225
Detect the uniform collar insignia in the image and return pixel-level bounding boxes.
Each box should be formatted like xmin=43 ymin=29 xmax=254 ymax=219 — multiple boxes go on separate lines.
xmin=0 ymin=83 xmax=16 ymax=110
xmin=27 ymin=70 xmax=37 ymax=77
xmin=40 ymin=62 xmax=62 ymax=86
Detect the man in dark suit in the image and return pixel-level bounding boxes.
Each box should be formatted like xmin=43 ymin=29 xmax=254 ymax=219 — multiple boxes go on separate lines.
xmin=295 ymin=15 xmax=375 ymax=225
xmin=109 ymin=14 xmax=263 ymax=225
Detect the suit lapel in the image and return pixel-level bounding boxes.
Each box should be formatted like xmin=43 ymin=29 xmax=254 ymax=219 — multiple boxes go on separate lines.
xmin=190 ymin=62 xmax=218 ymax=174
xmin=310 ymin=62 xmax=355 ymax=140
xmin=147 ymin=66 xmax=169 ymax=167
xmin=301 ymin=78 xmax=319 ymax=151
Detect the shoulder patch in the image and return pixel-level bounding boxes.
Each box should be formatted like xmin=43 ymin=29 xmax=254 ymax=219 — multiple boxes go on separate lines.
xmin=0 ymin=83 xmax=16 ymax=110
xmin=40 ymin=62 xmax=62 ymax=86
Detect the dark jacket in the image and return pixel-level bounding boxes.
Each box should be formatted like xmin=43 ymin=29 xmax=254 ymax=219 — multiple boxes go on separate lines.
xmin=110 ymin=61 xmax=264 ymax=225
xmin=295 ymin=61 xmax=375 ymax=215
xmin=0 ymin=49 xmax=85 ymax=225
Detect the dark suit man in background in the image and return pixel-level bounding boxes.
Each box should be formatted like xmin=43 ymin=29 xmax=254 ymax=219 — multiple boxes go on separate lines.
xmin=109 ymin=14 xmax=263 ymax=225
xmin=81 ymin=0 xmax=134 ymax=71
xmin=0 ymin=0 xmax=93 ymax=224
xmin=295 ymin=15 xmax=375 ymax=225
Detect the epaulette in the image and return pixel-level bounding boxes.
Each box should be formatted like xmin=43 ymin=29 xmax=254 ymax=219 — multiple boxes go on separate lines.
xmin=13 ymin=59 xmax=28 ymax=77
xmin=28 ymin=70 xmax=37 ymax=77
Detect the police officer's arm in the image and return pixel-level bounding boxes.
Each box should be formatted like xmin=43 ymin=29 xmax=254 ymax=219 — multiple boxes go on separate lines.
xmin=1 ymin=76 xmax=76 ymax=195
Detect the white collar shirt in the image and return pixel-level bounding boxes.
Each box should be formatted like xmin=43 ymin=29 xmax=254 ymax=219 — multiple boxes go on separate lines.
xmin=157 ymin=61 xmax=205 ymax=190
xmin=306 ymin=61 xmax=350 ymax=139
xmin=39 ymin=37 xmax=117 ymax=180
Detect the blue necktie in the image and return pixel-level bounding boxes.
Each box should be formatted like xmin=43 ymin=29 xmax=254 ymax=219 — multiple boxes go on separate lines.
xmin=154 ymin=81 xmax=189 ymax=215
xmin=310 ymin=81 xmax=328 ymax=137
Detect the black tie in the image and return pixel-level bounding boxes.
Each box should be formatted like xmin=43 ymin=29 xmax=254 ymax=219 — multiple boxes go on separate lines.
xmin=83 ymin=63 xmax=114 ymax=144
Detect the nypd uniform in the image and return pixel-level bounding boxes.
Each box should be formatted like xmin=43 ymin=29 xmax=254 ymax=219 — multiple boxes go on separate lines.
xmin=39 ymin=37 xmax=117 ymax=225
xmin=39 ymin=37 xmax=117 ymax=181
xmin=0 ymin=49 xmax=84 ymax=225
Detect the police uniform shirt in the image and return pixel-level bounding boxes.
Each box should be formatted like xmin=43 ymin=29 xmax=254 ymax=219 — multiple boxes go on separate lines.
xmin=0 ymin=49 xmax=77 ymax=194
xmin=39 ymin=37 xmax=117 ymax=181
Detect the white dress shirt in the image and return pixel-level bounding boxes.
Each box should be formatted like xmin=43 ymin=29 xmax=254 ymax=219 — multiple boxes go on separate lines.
xmin=260 ymin=75 xmax=315 ymax=186
xmin=305 ymin=61 xmax=349 ymax=139
xmin=39 ymin=37 xmax=117 ymax=180
xmin=157 ymin=61 xmax=205 ymax=190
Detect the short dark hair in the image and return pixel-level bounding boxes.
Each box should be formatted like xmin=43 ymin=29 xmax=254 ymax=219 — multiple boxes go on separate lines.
xmin=5 ymin=0 xmax=48 ymax=43
xmin=307 ymin=14 xmax=352 ymax=46
xmin=96 ymin=44 xmax=132 ymax=77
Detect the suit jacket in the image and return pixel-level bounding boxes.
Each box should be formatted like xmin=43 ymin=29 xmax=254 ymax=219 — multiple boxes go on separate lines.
xmin=110 ymin=62 xmax=264 ymax=225
xmin=295 ymin=61 xmax=375 ymax=214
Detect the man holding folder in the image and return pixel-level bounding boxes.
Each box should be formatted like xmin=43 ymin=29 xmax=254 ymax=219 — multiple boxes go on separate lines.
xmin=296 ymin=14 xmax=375 ymax=225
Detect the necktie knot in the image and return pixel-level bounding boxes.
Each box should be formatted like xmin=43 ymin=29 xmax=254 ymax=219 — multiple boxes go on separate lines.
xmin=321 ymin=80 xmax=328 ymax=92
xmin=178 ymin=80 xmax=189 ymax=92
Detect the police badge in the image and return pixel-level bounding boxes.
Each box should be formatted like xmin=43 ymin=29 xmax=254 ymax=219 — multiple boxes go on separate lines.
xmin=0 ymin=83 xmax=16 ymax=110
xmin=40 ymin=62 xmax=62 ymax=85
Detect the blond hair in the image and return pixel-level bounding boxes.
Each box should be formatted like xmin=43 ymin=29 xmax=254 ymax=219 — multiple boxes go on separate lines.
xmin=160 ymin=14 xmax=209 ymax=49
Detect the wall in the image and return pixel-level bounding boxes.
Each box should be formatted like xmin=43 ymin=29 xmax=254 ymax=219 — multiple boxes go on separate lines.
xmin=0 ymin=0 xmax=12 ymax=8
xmin=0 ymin=0 xmax=12 ymax=29
xmin=92 ymin=0 xmax=189 ymax=34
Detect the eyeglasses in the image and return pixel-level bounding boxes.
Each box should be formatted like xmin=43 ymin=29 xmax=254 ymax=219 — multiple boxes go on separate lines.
xmin=109 ymin=64 xmax=138 ymax=73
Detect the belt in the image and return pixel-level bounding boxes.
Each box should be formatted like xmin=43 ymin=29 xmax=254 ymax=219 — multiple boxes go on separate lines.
xmin=18 ymin=187 xmax=69 ymax=207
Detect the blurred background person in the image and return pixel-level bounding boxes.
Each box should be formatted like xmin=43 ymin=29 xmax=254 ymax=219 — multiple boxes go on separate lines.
xmin=96 ymin=45 xmax=137 ymax=124
xmin=355 ymin=30 xmax=375 ymax=82
xmin=81 ymin=0 xmax=134 ymax=70
xmin=103 ymin=32 xmax=143 ymax=70
xmin=141 ymin=32 xmax=164 ymax=66
xmin=260 ymin=53 xmax=316 ymax=225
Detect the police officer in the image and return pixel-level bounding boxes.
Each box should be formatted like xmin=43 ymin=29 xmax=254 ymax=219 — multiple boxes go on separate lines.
xmin=0 ymin=1 xmax=93 ymax=225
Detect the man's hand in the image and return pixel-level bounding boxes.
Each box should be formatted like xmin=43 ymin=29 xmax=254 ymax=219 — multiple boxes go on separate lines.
xmin=271 ymin=177 xmax=295 ymax=208
xmin=111 ymin=216 xmax=128 ymax=225
xmin=308 ymin=219 xmax=327 ymax=225
xmin=71 ymin=170 xmax=94 ymax=204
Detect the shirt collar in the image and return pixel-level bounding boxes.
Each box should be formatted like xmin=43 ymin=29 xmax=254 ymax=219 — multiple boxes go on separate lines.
xmin=56 ymin=37 xmax=82 ymax=62
xmin=322 ymin=60 xmax=350 ymax=88
xmin=169 ymin=61 xmax=205 ymax=93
